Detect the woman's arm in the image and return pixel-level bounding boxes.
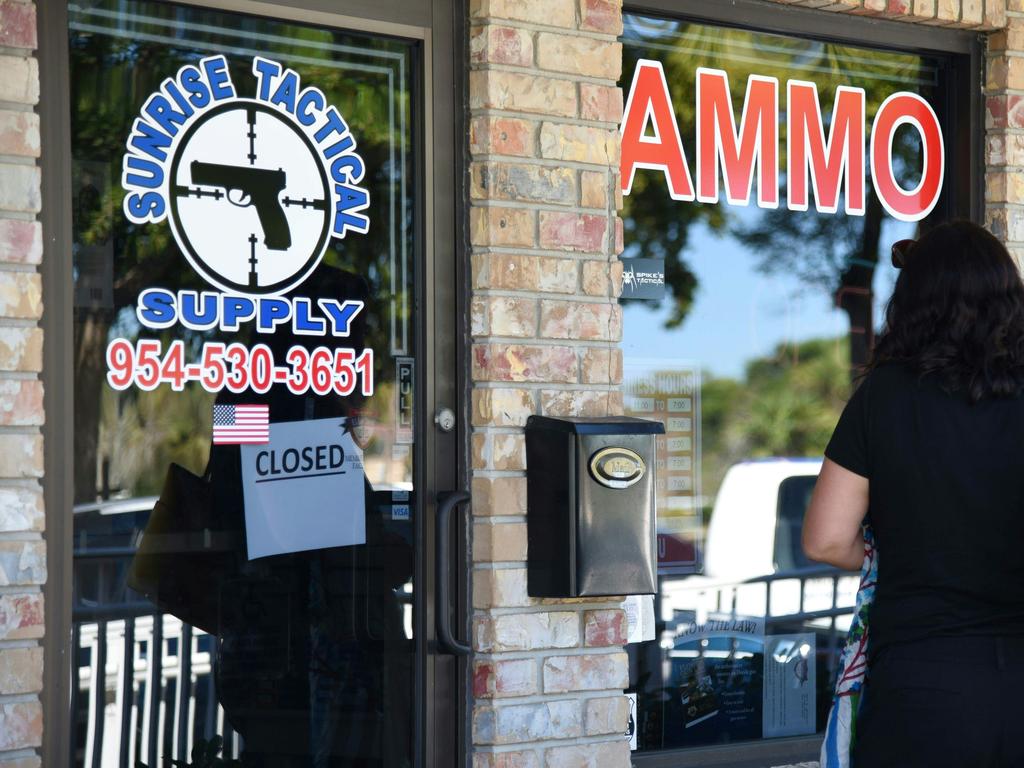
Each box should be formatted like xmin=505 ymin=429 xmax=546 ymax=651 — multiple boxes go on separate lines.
xmin=802 ymin=458 xmax=869 ymax=570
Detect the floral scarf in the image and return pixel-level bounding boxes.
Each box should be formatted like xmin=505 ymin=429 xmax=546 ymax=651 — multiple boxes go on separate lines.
xmin=821 ymin=526 xmax=877 ymax=768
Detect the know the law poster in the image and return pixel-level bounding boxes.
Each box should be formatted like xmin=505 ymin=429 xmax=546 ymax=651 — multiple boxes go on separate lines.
xmin=665 ymin=617 xmax=815 ymax=747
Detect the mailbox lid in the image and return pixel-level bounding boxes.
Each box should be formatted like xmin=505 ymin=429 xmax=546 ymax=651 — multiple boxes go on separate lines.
xmin=526 ymin=415 xmax=665 ymax=436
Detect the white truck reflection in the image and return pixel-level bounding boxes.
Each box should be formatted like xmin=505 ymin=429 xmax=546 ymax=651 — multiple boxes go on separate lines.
xmin=645 ymin=459 xmax=861 ymax=741
xmin=662 ymin=458 xmax=859 ymax=629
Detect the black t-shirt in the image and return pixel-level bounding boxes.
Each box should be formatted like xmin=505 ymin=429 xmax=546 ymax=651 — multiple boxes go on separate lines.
xmin=825 ymin=362 xmax=1024 ymax=654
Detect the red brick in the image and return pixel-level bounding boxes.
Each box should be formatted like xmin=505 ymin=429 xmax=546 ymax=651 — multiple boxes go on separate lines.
xmin=475 ymin=662 xmax=495 ymax=697
xmin=0 ymin=592 xmax=43 ymax=640
xmin=986 ymin=95 xmax=1024 ymax=131
xmin=471 ymin=117 xmax=536 ymax=158
xmin=471 ymin=25 xmax=534 ymax=67
xmin=475 ymin=658 xmax=539 ymax=698
xmin=580 ymin=0 xmax=623 ymax=34
xmin=0 ymin=219 xmax=42 ymax=264
xmin=539 ymin=212 xmax=607 ymax=252
xmin=584 ymin=609 xmax=627 ymax=646
xmin=473 ymin=343 xmax=578 ymax=383
xmin=0 ymin=0 xmax=37 ymax=49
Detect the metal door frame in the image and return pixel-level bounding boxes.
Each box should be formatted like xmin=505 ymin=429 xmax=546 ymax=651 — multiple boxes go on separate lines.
xmin=37 ymin=0 xmax=468 ymax=765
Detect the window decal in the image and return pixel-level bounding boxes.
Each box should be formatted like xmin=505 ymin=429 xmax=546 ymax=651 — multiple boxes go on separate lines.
xmin=621 ymin=58 xmax=944 ymax=222
xmin=109 ymin=54 xmax=375 ymax=395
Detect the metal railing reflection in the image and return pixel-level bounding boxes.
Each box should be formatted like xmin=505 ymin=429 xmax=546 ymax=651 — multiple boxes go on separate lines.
xmin=662 ymin=564 xmax=859 ymax=684
xmin=71 ymin=609 xmax=240 ymax=768
xmin=72 ymin=542 xmax=416 ymax=767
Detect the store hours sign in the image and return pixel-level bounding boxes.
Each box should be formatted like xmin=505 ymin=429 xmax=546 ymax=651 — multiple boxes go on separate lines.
xmin=108 ymin=55 xmax=374 ymax=397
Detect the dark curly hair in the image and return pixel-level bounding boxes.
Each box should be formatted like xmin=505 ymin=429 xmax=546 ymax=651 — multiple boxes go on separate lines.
xmin=870 ymin=220 xmax=1024 ymax=402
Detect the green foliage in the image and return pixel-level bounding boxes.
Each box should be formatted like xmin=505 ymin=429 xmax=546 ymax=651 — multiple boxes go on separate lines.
xmin=701 ymin=336 xmax=852 ymax=499
xmin=620 ymin=15 xmax=934 ymax=330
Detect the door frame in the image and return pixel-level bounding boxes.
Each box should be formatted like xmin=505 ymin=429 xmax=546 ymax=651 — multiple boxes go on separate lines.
xmin=37 ymin=0 xmax=468 ymax=766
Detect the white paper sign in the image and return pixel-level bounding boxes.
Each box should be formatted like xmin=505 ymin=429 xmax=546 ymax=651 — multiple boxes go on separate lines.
xmin=762 ymin=633 xmax=816 ymax=738
xmin=626 ymin=692 xmax=638 ymax=750
xmin=623 ymin=595 xmax=656 ymax=643
xmin=240 ymin=417 xmax=366 ymax=559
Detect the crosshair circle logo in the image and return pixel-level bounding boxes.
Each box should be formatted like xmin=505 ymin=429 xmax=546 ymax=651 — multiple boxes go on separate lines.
xmin=168 ymin=100 xmax=331 ymax=295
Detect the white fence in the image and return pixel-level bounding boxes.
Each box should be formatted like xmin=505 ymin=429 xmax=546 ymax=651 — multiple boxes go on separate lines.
xmin=73 ymin=613 xmax=240 ymax=768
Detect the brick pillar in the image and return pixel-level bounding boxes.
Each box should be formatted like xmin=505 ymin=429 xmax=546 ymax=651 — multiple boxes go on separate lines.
xmin=467 ymin=0 xmax=630 ymax=766
xmin=985 ymin=5 xmax=1024 ymax=264
xmin=767 ymin=0 xmax=1005 ymax=26
xmin=0 ymin=0 xmax=46 ymax=763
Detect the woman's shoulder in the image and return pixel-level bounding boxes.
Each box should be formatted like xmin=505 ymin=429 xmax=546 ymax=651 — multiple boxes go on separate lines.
xmin=856 ymin=361 xmax=915 ymax=392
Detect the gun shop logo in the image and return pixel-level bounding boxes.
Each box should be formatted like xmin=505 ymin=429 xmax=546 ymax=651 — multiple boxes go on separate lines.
xmin=121 ymin=55 xmax=369 ymax=295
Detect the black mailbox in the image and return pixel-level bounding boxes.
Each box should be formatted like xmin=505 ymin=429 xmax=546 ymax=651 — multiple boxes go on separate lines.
xmin=525 ymin=415 xmax=664 ymax=598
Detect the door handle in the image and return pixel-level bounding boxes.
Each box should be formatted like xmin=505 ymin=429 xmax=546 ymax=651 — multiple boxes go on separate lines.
xmin=435 ymin=490 xmax=472 ymax=655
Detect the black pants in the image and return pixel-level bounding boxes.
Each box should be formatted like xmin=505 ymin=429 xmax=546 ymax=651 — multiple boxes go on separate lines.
xmin=853 ymin=636 xmax=1024 ymax=767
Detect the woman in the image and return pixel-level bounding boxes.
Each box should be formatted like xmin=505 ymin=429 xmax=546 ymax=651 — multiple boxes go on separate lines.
xmin=803 ymin=220 xmax=1024 ymax=767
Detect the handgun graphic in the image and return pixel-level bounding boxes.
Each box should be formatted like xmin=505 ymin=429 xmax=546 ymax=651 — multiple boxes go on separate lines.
xmin=190 ymin=160 xmax=290 ymax=250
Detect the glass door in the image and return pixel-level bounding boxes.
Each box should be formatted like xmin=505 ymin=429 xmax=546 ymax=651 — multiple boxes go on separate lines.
xmin=65 ymin=2 xmax=459 ymax=766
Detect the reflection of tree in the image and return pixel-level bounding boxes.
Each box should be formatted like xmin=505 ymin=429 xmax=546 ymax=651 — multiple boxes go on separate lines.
xmin=621 ymin=18 xmax=936 ymax=369
xmin=71 ymin=4 xmax=413 ymax=501
xmin=701 ymin=337 xmax=849 ymax=500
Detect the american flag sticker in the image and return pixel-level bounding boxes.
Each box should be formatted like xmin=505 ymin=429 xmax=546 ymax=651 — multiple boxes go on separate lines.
xmin=213 ymin=404 xmax=270 ymax=445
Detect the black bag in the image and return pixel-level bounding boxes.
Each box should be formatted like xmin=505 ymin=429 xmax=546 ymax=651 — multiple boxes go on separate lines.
xmin=127 ymin=462 xmax=240 ymax=634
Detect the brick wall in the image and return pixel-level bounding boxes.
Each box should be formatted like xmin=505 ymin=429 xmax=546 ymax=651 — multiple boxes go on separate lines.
xmin=986 ymin=2 xmax=1024 ymax=264
xmin=466 ymin=1 xmax=1016 ymax=768
xmin=0 ymin=0 xmax=1017 ymax=766
xmin=467 ymin=0 xmax=631 ymax=766
xmin=0 ymin=0 xmax=45 ymax=765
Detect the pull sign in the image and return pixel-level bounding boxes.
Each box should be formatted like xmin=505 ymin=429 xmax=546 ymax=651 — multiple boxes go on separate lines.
xmin=590 ymin=447 xmax=646 ymax=489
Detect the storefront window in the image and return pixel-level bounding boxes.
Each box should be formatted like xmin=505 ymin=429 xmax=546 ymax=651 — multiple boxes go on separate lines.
xmin=619 ymin=11 xmax=961 ymax=753
xmin=69 ymin=2 xmax=417 ymax=764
